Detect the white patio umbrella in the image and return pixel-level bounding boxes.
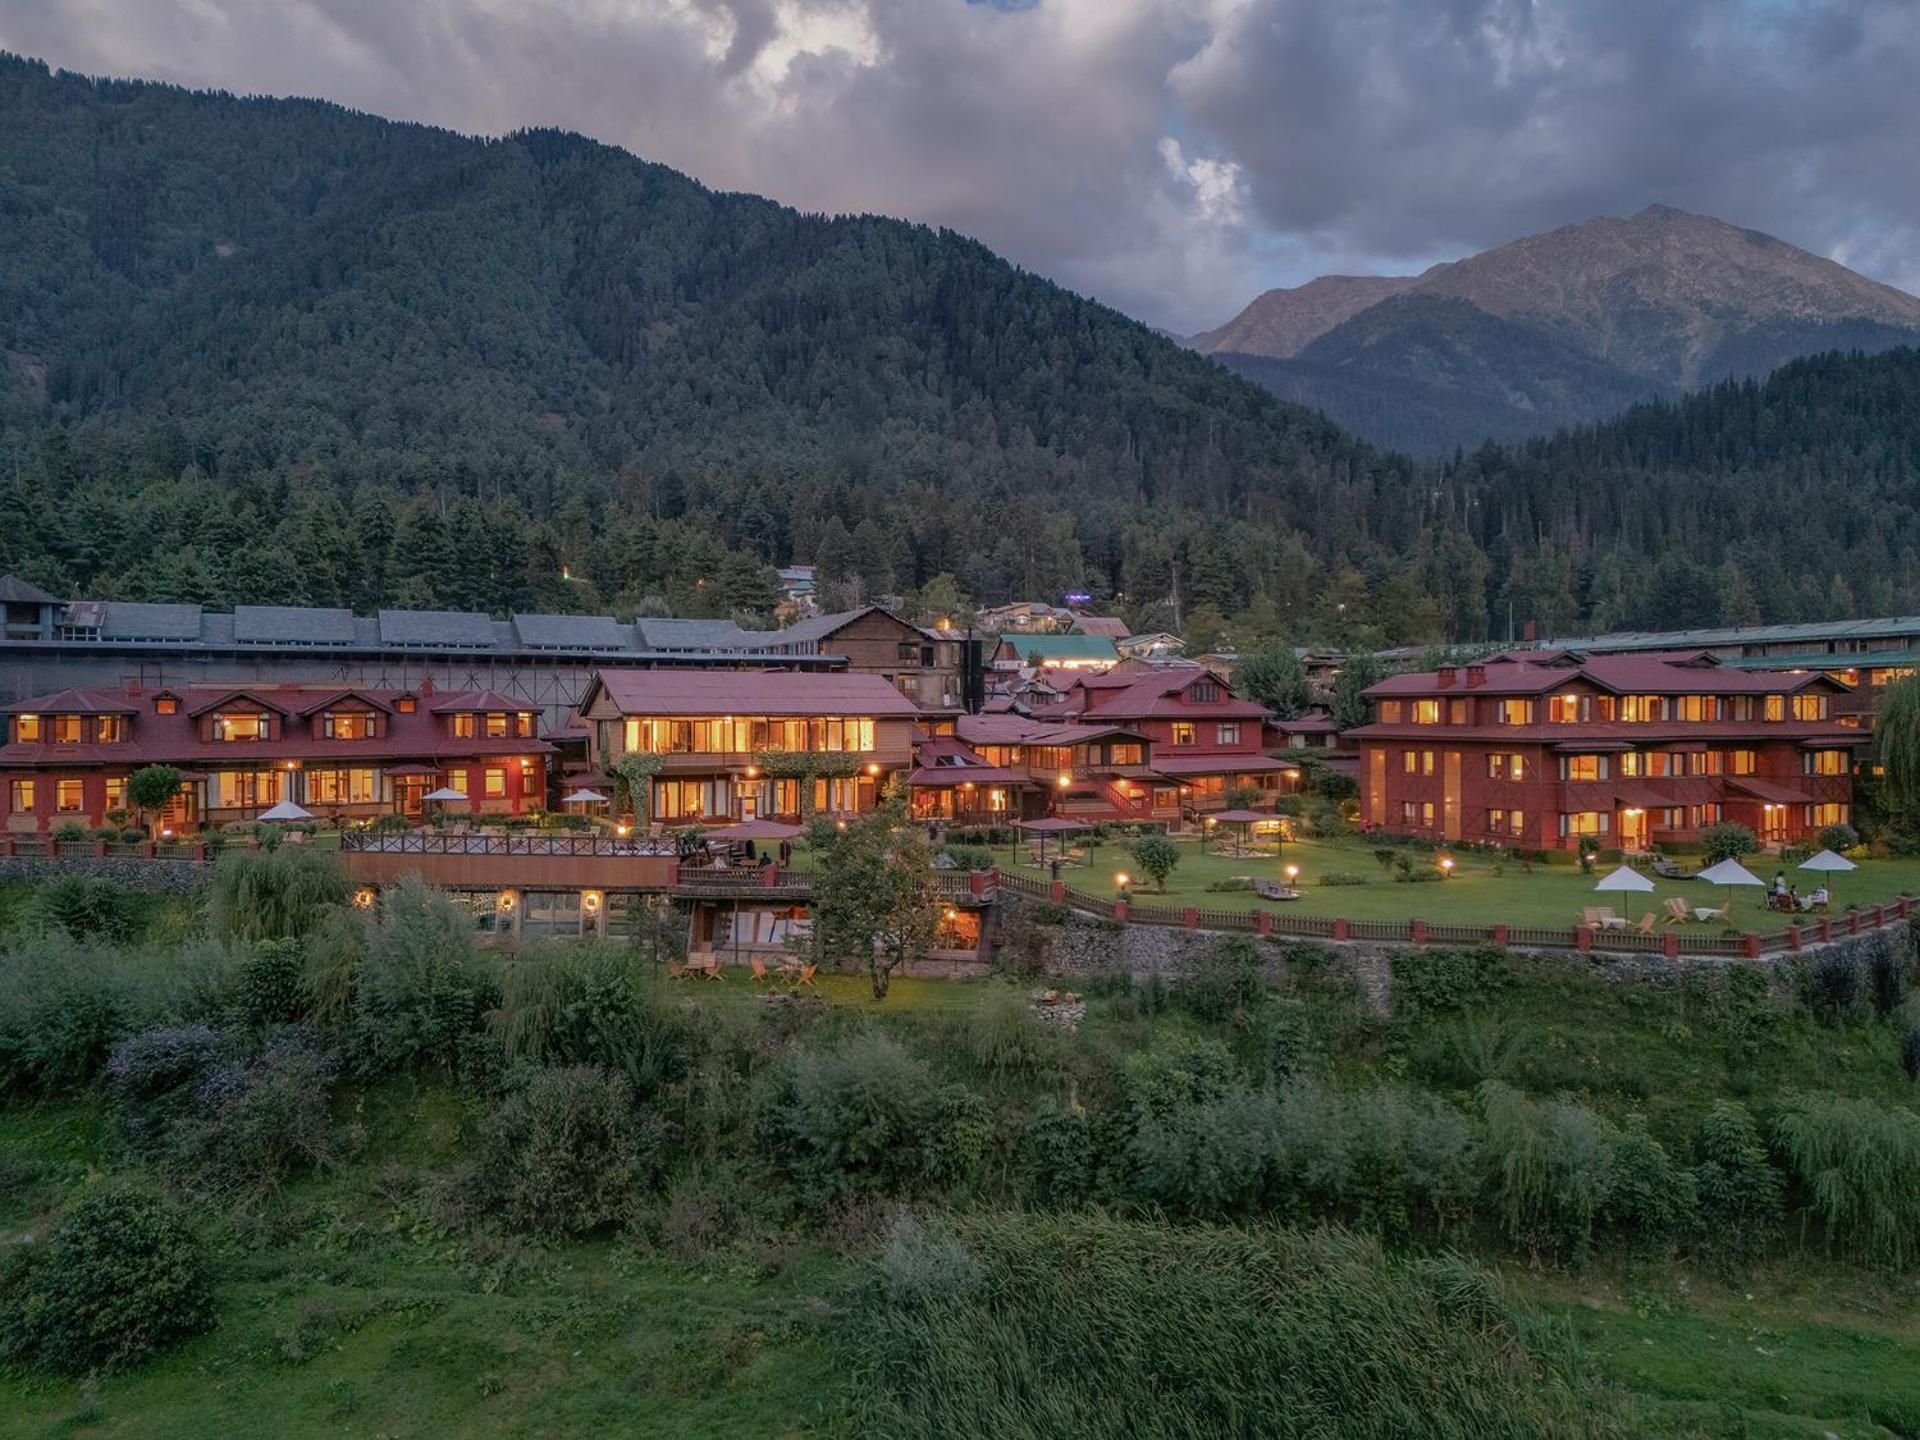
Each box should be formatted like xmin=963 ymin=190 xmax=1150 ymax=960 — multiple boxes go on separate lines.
xmin=563 ymin=788 xmax=609 ymax=804
xmin=1697 ymin=857 xmax=1765 ymax=918
xmin=257 ymin=800 xmax=314 ymax=822
xmin=421 ymin=787 xmax=469 ymax=802
xmin=1797 ymin=848 xmax=1857 ymax=907
xmin=1593 ymin=864 xmax=1655 ymax=893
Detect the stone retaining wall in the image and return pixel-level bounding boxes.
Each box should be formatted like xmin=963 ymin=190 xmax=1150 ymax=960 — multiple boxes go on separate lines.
xmin=0 ymin=854 xmax=209 ymax=895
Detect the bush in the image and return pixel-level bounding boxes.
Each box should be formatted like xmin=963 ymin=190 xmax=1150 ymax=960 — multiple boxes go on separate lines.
xmin=759 ymin=1031 xmax=951 ymax=1203
xmin=347 ymin=876 xmax=496 ymax=1078
xmin=161 ymin=1032 xmax=341 ymax=1199
xmin=1178 ymin=936 xmax=1266 ymax=1026
xmin=1013 ymin=1100 xmax=1095 ymax=1209
xmin=1865 ymin=929 xmax=1910 ymax=1018
xmin=209 ymin=846 xmax=352 ymax=942
xmin=1128 ymin=833 xmax=1181 ymax=892
xmin=919 ymin=1085 xmax=994 ymax=1195
xmin=230 ymin=939 xmax=311 ymax=1028
xmin=0 ymin=1186 xmax=214 ymax=1374
xmin=1804 ymin=947 xmax=1863 ymax=1020
xmin=1393 ymin=948 xmax=1509 ymax=1019
xmin=1773 ymin=1092 xmax=1920 ymax=1271
xmin=1318 ymin=870 xmax=1369 ymax=886
xmin=483 ymin=1065 xmax=661 ymax=1237
xmin=1598 ymin=1116 xmax=1696 ymax=1256
xmin=964 ymin=985 xmax=1055 ymax=1078
xmin=106 ymin=1024 xmax=225 ymax=1156
xmin=492 ymin=944 xmax=689 ymax=1097
xmin=1692 ymin=1101 xmax=1782 ymax=1267
xmin=51 ymin=821 xmax=89 ymax=843
xmin=32 ymin=875 xmax=136 ymax=941
xmin=1120 ymin=1035 xmax=1239 ymax=1128
xmin=0 ymin=938 xmax=158 ymax=1094
xmin=1700 ymin=822 xmax=1758 ymax=863
xmin=1819 ymin=823 xmax=1861 ymax=854
xmin=1479 ymin=1084 xmax=1614 ymax=1266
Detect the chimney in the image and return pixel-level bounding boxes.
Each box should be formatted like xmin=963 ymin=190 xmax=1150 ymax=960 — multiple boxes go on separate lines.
xmin=1464 ymin=664 xmax=1487 ymax=689
xmin=124 ymin=678 xmax=141 ymax=698
xmin=418 ymin=676 xmax=435 ymax=697
xmin=1436 ymin=666 xmax=1456 ymax=689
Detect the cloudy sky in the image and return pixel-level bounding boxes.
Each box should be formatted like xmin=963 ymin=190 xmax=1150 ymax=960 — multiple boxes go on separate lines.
xmin=5 ymin=0 xmax=1918 ymax=332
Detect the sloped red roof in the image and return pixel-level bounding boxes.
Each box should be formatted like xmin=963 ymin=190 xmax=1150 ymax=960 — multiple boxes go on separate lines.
xmin=1151 ymin=754 xmax=1299 ymax=776
xmin=2 ymin=688 xmax=142 ymax=715
xmin=588 ymin=668 xmax=921 ymax=717
xmin=428 ymin=689 xmax=534 ymax=713
xmin=1074 ymin=669 xmax=1269 ymax=720
xmin=1367 ymin=654 xmax=1847 ymax=699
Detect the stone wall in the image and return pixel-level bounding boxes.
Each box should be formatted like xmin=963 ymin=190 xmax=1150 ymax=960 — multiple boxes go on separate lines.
xmin=0 ymin=854 xmax=208 ymax=895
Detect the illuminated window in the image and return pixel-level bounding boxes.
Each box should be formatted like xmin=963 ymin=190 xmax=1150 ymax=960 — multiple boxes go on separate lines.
xmin=55 ymin=779 xmax=84 ymax=812
xmin=1547 ymin=694 xmax=1584 ymax=723
xmin=105 ymin=778 xmax=126 ymax=810
xmin=94 ymin=715 xmax=123 ymax=742
xmin=1486 ymin=808 xmax=1525 ymax=836
xmin=154 ymin=696 xmax=180 ymax=715
xmin=484 ymin=713 xmax=509 ymax=739
xmin=307 ymin=768 xmax=381 ymax=804
xmin=1674 ymin=695 xmax=1719 ymax=722
xmin=1804 ymin=750 xmax=1848 ymax=776
xmin=1763 ymin=695 xmax=1785 ymax=721
xmin=9 ymin=779 xmax=33 ymax=812
xmin=13 ymin=714 xmax=39 ymax=742
xmin=451 ymin=713 xmax=476 ymax=739
xmin=1403 ymin=750 xmax=1434 ymax=776
xmin=1170 ymin=722 xmax=1197 ymax=746
xmin=1497 ymin=700 xmax=1534 ymax=725
xmin=1486 ymin=753 xmax=1526 ymax=781
xmin=1617 ymin=695 xmax=1667 ymax=723
xmin=1401 ymin=800 xmax=1435 ymax=827
xmin=1411 ymin=700 xmax=1441 ymax=725
xmin=1729 ymin=750 xmax=1757 ymax=775
xmin=322 ymin=711 xmax=372 ymax=739
xmin=1559 ymin=811 xmax=1609 ymax=837
xmin=483 ymin=768 xmax=507 ymax=798
xmin=1806 ymin=802 xmax=1850 ymax=827
xmin=52 ymin=715 xmax=82 ymax=743
xmin=212 ymin=712 xmax=268 ymax=742
xmin=212 ymin=771 xmax=283 ymax=808
xmin=1376 ymin=701 xmax=1404 ymax=723
xmin=1447 ymin=698 xmax=1468 ymax=724
xmin=1560 ymin=755 xmax=1607 ymax=782
xmin=516 ymin=712 xmax=535 ymax=738
xmin=1790 ymin=693 xmax=1828 ymax=722
xmin=393 ymin=696 xmax=417 ymax=713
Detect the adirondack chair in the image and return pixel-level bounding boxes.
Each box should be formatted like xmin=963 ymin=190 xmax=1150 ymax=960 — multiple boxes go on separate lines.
xmin=796 ymin=963 xmax=819 ymax=989
xmin=1663 ymin=898 xmax=1692 ymax=925
xmin=1634 ymin=913 xmax=1657 ymax=934
xmin=666 ymin=960 xmax=686 ymax=980
xmin=750 ymin=956 xmax=770 ymax=985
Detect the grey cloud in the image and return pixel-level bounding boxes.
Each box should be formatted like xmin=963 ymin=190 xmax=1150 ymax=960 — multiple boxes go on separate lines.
xmin=2 ymin=0 xmax=1917 ymax=331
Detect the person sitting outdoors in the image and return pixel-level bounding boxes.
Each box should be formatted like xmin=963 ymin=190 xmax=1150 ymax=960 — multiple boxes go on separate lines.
xmin=1809 ymin=884 xmax=1830 ymax=909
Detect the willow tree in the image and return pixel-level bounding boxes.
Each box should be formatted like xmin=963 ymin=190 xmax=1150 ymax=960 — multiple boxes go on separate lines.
xmin=1877 ymin=676 xmax=1920 ymax=829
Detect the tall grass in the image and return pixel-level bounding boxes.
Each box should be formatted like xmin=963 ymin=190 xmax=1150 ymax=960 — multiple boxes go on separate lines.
xmin=208 ymin=846 xmax=350 ymax=941
xmin=847 ymin=1213 xmax=1631 ymax=1439
xmin=1773 ymin=1092 xmax=1920 ymax=1270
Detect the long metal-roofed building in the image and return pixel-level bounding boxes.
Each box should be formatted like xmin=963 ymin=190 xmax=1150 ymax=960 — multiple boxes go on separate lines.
xmin=0 ymin=583 xmax=853 ymax=728
xmin=1541 ymin=615 xmax=1920 ymax=723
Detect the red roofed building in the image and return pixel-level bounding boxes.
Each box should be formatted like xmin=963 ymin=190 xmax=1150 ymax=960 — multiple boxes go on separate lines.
xmin=1348 ymin=651 xmax=1860 ymax=851
xmin=578 ymin=668 xmax=921 ymax=822
xmin=0 ymin=682 xmax=551 ymax=833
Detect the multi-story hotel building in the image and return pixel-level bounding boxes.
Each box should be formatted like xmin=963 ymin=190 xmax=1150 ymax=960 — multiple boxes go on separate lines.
xmin=1349 ymin=651 xmax=1859 ymax=851
xmin=0 ymin=681 xmax=551 ymax=833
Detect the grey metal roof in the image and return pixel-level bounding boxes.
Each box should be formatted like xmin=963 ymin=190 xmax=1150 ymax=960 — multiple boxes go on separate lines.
xmin=1547 ymin=615 xmax=1920 ymax=654
xmin=0 ymin=576 xmax=60 ymax=605
xmin=512 ymin=613 xmax=632 ymax=650
xmin=233 ymin=605 xmax=355 ymax=645
xmin=634 ymin=617 xmax=764 ymax=650
xmin=100 ymin=602 xmax=203 ymax=641
xmin=377 ymin=609 xmax=500 ymax=647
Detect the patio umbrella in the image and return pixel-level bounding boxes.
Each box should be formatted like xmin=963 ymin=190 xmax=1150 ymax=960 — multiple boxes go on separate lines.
xmin=705 ymin=819 xmax=805 ymax=841
xmin=1697 ymin=857 xmax=1765 ymax=918
xmin=1797 ymin=847 xmax=1857 ymax=908
xmin=257 ymin=800 xmax=314 ymax=823
xmin=563 ymin=788 xmax=609 ymax=804
xmin=1592 ymin=864 xmax=1655 ymax=893
xmin=422 ymin=787 xmax=468 ymax=802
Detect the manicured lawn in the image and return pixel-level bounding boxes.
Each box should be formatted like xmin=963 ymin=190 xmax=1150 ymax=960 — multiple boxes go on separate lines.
xmin=1001 ymin=832 xmax=1920 ymax=930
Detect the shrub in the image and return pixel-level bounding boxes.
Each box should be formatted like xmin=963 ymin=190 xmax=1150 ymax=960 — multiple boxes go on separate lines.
xmin=1804 ymin=946 xmax=1863 ymax=1020
xmin=1479 ymin=1084 xmax=1614 ymax=1266
xmin=492 ymin=944 xmax=689 ymax=1097
xmin=758 ymin=1031 xmax=941 ymax=1203
xmin=964 ymin=985 xmax=1055 ymax=1078
xmin=347 ymin=876 xmax=496 ymax=1077
xmin=919 ymin=1085 xmax=994 ymax=1195
xmin=1128 ymin=834 xmax=1181 ymax=892
xmin=1120 ymin=1035 xmax=1239 ymax=1127
xmin=1865 ymin=929 xmax=1910 ymax=1018
xmin=1773 ymin=1092 xmax=1920 ymax=1271
xmin=1598 ymin=1116 xmax=1696 ymax=1256
xmin=0 ymin=939 xmax=156 ymax=1094
xmin=0 ymin=1186 xmax=214 ymax=1374
xmin=1178 ymin=936 xmax=1266 ymax=1026
xmin=50 ymin=821 xmax=89 ymax=843
xmin=106 ymin=1024 xmax=225 ymax=1155
xmin=32 ymin=875 xmax=136 ymax=941
xmin=1259 ymin=999 xmax=1314 ymax=1081
xmin=162 ymin=1033 xmax=341 ymax=1199
xmin=483 ymin=1065 xmax=661 ymax=1237
xmin=1393 ymin=947 xmax=1509 ymax=1019
xmin=1317 ymin=870 xmax=1369 ymax=886
xmin=1818 ymin=823 xmax=1861 ymax=854
xmin=209 ymin=846 xmax=351 ymax=942
xmin=230 ymin=939 xmax=311 ymax=1028
xmin=1013 ymin=1100 xmax=1095 ymax=1210
xmin=1700 ymin=822 xmax=1758 ymax=863
xmin=1027 ymin=901 xmax=1071 ymax=926
xmin=1692 ymin=1101 xmax=1782 ymax=1267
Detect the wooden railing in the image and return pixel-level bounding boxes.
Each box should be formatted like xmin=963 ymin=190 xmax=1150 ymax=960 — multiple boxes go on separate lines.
xmin=341 ymin=832 xmax=677 ymax=859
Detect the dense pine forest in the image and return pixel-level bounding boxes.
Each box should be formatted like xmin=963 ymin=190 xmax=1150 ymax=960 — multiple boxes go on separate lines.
xmin=4 ymin=53 xmax=1920 ymax=641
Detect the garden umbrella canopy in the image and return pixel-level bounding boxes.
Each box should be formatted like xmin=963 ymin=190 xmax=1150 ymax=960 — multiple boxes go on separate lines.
xmin=1018 ymin=818 xmax=1086 ymax=832
xmin=257 ymin=800 xmax=314 ymax=822
xmin=422 ymin=787 xmax=469 ymax=802
xmin=563 ymin=788 xmax=609 ymax=804
xmin=1697 ymin=859 xmax=1765 ymax=887
xmin=1210 ymin=809 xmax=1271 ymax=824
xmin=705 ymin=819 xmax=805 ymax=840
xmin=1797 ymin=849 xmax=1858 ymax=874
xmin=1593 ymin=865 xmax=1655 ymax=893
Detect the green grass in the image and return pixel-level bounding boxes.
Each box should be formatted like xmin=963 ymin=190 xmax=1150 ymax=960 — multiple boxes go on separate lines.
xmin=1004 ymin=833 xmax=1920 ymax=929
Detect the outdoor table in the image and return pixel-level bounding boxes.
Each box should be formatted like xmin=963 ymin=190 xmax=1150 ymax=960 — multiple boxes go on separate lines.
xmin=681 ymin=954 xmax=724 ymax=979
xmin=1691 ymin=907 xmax=1723 ymax=922
xmin=1599 ymin=914 xmax=1631 ymax=930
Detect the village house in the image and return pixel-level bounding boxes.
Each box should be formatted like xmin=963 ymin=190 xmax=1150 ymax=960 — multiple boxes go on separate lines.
xmin=0 ymin=680 xmax=551 ymax=833
xmin=989 ymin=633 xmax=1120 ymax=671
xmin=577 ymin=669 xmax=921 ymax=823
xmin=1349 ymin=651 xmax=1860 ymax=851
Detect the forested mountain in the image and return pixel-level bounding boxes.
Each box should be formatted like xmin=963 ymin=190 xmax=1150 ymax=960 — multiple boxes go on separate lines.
xmin=0 ymin=52 xmax=1421 ymax=627
xmin=1197 ymin=206 xmax=1920 ymax=455
xmin=4 ymin=55 xmax=1920 ymax=648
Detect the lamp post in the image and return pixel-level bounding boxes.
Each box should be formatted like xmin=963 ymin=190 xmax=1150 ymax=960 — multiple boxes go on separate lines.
xmin=1439 ymin=856 xmax=1455 ymax=880
xmin=1115 ymin=870 xmax=1131 ymax=901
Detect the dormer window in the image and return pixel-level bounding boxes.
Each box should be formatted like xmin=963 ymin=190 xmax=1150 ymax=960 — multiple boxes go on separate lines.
xmin=1190 ymin=681 xmax=1221 ymax=703
xmin=394 ymin=696 xmax=417 ymax=714
xmin=94 ymin=716 xmax=124 ymax=743
xmin=484 ymin=712 xmax=509 ymax=739
xmin=451 ymin=713 xmax=476 ymax=739
xmin=213 ymin=712 xmax=268 ymax=742
xmin=322 ymin=711 xmax=372 ymax=739
xmin=52 ymin=715 xmax=82 ymax=744
xmin=154 ymin=696 xmax=180 ymax=715
xmin=516 ymin=712 xmax=535 ymax=738
xmin=15 ymin=714 xmax=40 ymax=742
